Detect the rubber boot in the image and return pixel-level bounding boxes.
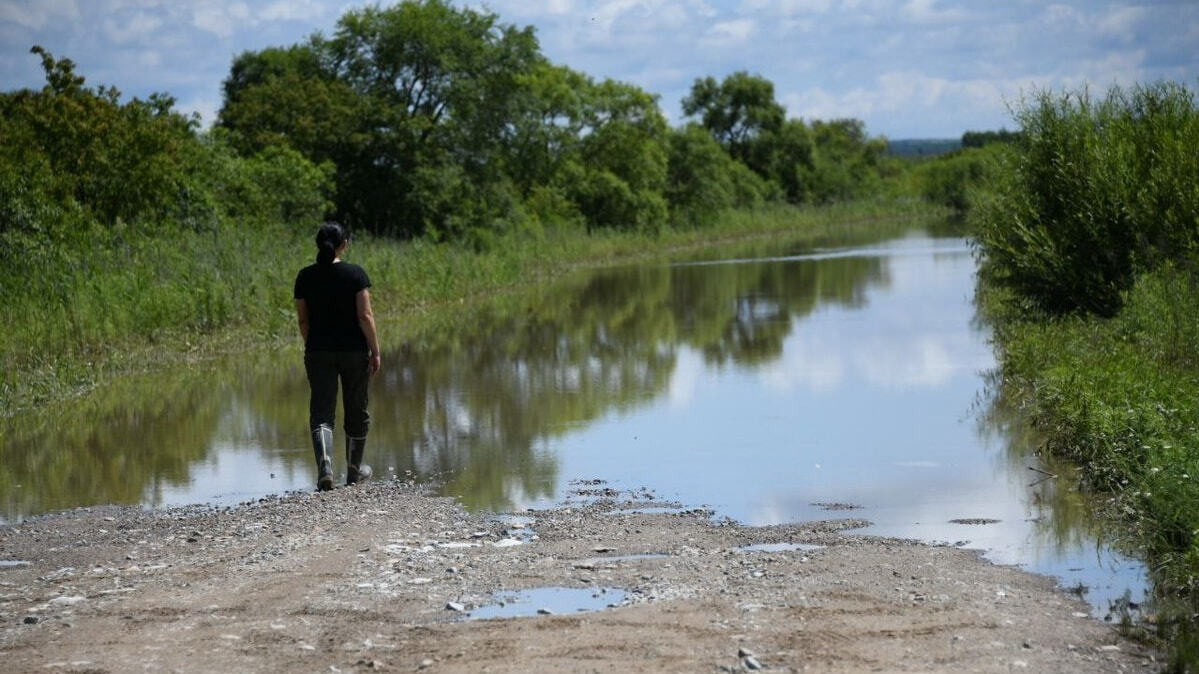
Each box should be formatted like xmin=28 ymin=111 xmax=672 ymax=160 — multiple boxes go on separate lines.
xmin=346 ymin=436 xmax=372 ymax=486
xmin=311 ymin=424 xmax=334 ymax=491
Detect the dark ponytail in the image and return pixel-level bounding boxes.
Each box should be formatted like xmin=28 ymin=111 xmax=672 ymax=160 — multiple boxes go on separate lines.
xmin=315 ymin=222 xmax=347 ymax=265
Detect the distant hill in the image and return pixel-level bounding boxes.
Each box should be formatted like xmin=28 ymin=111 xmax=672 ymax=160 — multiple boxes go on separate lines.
xmin=886 ymin=138 xmax=961 ymax=157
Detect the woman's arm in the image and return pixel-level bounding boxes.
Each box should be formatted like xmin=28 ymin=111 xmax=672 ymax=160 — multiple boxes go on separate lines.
xmin=356 ymin=289 xmax=381 ymax=375
xmin=295 ymin=299 xmax=309 ymax=342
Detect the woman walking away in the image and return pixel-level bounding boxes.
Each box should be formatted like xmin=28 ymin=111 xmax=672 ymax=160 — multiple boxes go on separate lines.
xmin=294 ymin=223 xmax=382 ymax=491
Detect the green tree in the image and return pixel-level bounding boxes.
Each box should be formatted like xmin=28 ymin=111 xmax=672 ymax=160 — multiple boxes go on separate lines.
xmin=806 ymin=118 xmax=887 ymax=203
xmin=666 ymin=124 xmax=767 ymax=227
xmin=682 ymin=71 xmax=785 ymax=161
xmin=219 ymin=0 xmax=541 ymax=238
xmin=568 ymin=79 xmax=670 ymax=232
xmin=681 ymin=72 xmax=816 ymax=204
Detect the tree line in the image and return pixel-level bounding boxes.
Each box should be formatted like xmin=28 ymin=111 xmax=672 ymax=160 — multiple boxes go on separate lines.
xmin=216 ymin=0 xmax=888 ymax=242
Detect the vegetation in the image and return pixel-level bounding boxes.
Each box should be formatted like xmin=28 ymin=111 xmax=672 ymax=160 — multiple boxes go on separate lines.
xmin=0 ymin=0 xmax=918 ymax=413
xmin=973 ymin=81 xmax=1199 ymax=668
xmin=975 ymin=83 xmax=1199 ymax=316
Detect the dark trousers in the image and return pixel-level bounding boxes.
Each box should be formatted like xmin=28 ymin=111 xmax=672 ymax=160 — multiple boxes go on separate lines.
xmin=305 ymin=350 xmax=371 ymax=438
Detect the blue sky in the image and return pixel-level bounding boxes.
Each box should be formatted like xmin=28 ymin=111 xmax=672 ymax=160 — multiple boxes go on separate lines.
xmin=1 ymin=0 xmax=1196 ymax=138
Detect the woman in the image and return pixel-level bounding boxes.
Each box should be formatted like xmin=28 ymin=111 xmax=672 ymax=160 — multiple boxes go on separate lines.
xmin=294 ymin=222 xmax=382 ymax=490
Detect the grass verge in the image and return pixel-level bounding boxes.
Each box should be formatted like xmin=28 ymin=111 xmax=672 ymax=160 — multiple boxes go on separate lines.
xmin=982 ymin=264 xmax=1199 ymax=669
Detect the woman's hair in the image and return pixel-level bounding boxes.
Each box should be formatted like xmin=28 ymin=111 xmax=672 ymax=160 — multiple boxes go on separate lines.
xmin=315 ymin=222 xmax=348 ymax=265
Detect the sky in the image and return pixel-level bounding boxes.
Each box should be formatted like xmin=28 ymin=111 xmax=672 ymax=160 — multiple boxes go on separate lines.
xmin=1 ymin=0 xmax=1196 ymax=139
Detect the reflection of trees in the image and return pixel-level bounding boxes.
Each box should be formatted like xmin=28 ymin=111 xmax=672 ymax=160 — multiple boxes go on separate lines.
xmin=671 ymin=255 xmax=886 ymax=366
xmin=0 ymin=367 xmax=234 ymax=520
xmin=2 ymin=242 xmax=892 ymax=519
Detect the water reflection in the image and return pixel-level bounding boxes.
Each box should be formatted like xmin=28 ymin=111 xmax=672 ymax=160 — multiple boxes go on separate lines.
xmin=1 ymin=228 xmax=1147 ymax=615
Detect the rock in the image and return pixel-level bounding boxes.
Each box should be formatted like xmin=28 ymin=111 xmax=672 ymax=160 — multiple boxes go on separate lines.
xmin=445 ymin=602 xmax=465 ymax=612
xmin=23 ymin=616 xmax=38 ymax=625
xmin=49 ymin=595 xmax=86 ymax=606
xmin=537 ymin=608 xmax=553 ymax=615
xmin=743 ymin=655 xmax=762 ymax=670
xmin=418 ymin=659 xmax=434 ymax=669
xmin=737 ymin=647 xmax=756 ymax=658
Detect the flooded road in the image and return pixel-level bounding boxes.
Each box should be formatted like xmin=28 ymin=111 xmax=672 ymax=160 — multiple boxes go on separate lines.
xmin=3 ymin=227 xmax=1146 ymax=615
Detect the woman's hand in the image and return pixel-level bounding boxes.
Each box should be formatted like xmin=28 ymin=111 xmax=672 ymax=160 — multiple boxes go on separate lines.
xmin=369 ymin=352 xmax=381 ymax=376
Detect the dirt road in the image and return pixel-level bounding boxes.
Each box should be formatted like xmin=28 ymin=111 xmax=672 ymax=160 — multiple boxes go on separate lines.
xmin=0 ymin=480 xmax=1153 ymax=672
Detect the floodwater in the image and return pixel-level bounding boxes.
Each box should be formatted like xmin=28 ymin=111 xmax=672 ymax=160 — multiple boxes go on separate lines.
xmin=2 ymin=227 xmax=1147 ymax=616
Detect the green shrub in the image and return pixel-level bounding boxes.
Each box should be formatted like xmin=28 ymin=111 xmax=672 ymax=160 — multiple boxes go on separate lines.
xmin=913 ymin=146 xmax=1000 ymax=212
xmin=974 ymin=82 xmax=1199 ymax=316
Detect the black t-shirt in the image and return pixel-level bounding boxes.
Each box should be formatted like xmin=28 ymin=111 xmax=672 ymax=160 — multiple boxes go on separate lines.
xmin=293 ymin=261 xmax=372 ymax=352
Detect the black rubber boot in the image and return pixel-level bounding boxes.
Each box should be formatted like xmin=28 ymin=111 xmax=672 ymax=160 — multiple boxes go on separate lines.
xmin=346 ymin=436 xmax=372 ymax=486
xmin=311 ymin=424 xmax=334 ymax=491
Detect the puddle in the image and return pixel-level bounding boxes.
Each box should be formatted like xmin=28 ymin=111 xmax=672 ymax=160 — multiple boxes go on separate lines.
xmin=0 ymin=560 xmax=31 ymax=569
xmin=738 ymin=543 xmax=824 ymax=553
xmin=466 ymin=587 xmax=627 ymax=620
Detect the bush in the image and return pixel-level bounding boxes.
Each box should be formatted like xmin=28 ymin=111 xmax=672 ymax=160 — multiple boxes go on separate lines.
xmin=973 ymin=82 xmax=1199 ymax=316
xmin=666 ymin=124 xmax=767 ymax=227
xmin=913 ymin=146 xmax=999 ymax=212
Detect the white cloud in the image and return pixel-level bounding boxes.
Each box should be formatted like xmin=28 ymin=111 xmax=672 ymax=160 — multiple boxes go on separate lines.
xmin=192 ymin=1 xmax=251 ymax=39
xmin=260 ymin=0 xmax=325 ymax=22
xmin=738 ymin=0 xmax=836 ymax=15
xmin=0 ymin=0 xmax=79 ymax=29
xmin=703 ymin=18 xmax=755 ymax=45
xmin=1096 ymin=5 xmax=1145 ymax=44
xmin=901 ymin=0 xmax=968 ymax=24
xmin=103 ymin=11 xmax=163 ymax=43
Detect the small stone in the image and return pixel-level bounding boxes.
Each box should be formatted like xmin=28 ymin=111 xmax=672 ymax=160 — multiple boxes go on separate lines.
xmin=738 ymin=647 xmax=756 ymax=658
xmin=1022 ymin=640 xmax=1032 ymax=649
xmin=1099 ymin=645 xmax=1121 ymax=652
xmin=445 ymin=602 xmax=465 ymax=612
xmin=743 ymin=655 xmax=762 ymax=670
xmin=23 ymin=616 xmax=38 ymax=625
xmin=418 ymin=659 xmax=434 ymax=669
xmin=49 ymin=595 xmax=86 ymax=606
xmin=537 ymin=608 xmax=553 ymax=615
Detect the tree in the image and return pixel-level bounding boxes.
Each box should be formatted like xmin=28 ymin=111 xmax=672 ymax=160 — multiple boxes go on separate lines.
xmin=219 ymin=0 xmax=541 ymax=238
xmin=666 ymin=124 xmax=767 ymax=227
xmin=568 ymin=79 xmax=670 ymax=232
xmin=682 ymin=71 xmax=785 ymax=161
